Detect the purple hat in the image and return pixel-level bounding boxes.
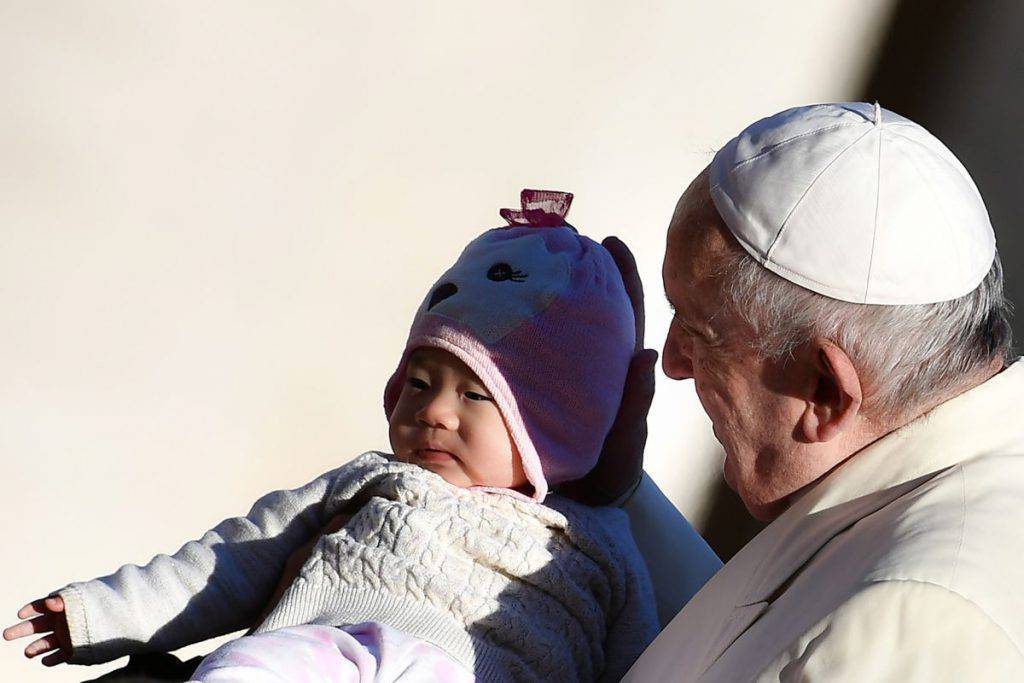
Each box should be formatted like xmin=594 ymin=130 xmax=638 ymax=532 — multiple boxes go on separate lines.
xmin=384 ymin=190 xmax=636 ymax=501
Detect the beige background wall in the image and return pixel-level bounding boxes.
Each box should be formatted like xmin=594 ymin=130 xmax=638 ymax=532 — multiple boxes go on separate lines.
xmin=1 ymin=2 xmax=892 ymax=679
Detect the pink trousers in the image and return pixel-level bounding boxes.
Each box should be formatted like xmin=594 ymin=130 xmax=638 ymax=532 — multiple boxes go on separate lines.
xmin=190 ymin=622 xmax=475 ymax=682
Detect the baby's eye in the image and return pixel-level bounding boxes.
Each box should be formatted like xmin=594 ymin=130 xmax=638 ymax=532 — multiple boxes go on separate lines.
xmin=465 ymin=391 xmax=493 ymax=402
xmin=407 ymin=377 xmax=429 ymax=390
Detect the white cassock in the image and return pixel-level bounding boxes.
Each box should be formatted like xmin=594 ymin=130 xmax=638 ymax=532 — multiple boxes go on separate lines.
xmin=624 ymin=360 xmax=1024 ymax=682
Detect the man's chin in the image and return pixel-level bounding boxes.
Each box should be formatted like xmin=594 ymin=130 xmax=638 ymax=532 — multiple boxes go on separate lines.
xmin=742 ymin=498 xmax=784 ymax=522
xmin=735 ymin=486 xmax=792 ymax=521
xmin=724 ymin=462 xmax=786 ymax=522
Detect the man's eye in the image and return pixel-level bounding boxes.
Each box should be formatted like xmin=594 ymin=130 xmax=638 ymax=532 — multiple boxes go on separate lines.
xmin=672 ymin=315 xmax=693 ymax=334
xmin=673 ymin=315 xmax=700 ymax=338
xmin=407 ymin=377 xmax=429 ymax=390
xmin=465 ymin=391 xmax=493 ymax=402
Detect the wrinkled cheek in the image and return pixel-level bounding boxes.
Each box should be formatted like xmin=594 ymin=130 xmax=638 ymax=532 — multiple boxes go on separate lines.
xmin=692 ymin=378 xmax=726 ymax=426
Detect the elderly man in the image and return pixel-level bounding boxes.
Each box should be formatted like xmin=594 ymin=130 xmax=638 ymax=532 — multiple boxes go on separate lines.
xmin=622 ymin=102 xmax=1023 ymax=680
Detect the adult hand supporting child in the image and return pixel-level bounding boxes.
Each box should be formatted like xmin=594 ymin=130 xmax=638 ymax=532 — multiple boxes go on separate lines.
xmin=3 ymin=595 xmax=72 ymax=666
xmin=559 ymin=236 xmax=657 ymax=506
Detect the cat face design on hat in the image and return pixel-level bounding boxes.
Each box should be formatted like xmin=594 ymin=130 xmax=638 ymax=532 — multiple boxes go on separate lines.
xmin=385 ymin=190 xmax=636 ymax=502
xmin=419 ymin=231 xmax=572 ymax=344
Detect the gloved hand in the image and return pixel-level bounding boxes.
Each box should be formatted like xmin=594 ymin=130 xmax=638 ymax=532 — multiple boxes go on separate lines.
xmin=559 ymin=236 xmax=657 ymax=505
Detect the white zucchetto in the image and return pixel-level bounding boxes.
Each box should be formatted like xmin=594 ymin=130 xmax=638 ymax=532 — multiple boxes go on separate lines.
xmin=709 ymin=102 xmax=996 ymax=305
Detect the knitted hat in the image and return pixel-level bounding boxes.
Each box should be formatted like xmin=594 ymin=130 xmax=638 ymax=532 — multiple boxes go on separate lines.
xmin=383 ymin=190 xmax=636 ymax=501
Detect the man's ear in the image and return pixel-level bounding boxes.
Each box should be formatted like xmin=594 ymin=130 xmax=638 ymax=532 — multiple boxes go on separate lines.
xmin=799 ymin=339 xmax=862 ymax=443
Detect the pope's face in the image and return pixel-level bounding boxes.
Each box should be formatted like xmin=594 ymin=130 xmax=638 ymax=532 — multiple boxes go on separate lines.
xmin=660 ymin=178 xmax=809 ymax=521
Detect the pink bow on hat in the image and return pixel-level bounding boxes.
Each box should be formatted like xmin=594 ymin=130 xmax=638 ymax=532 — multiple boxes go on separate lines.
xmin=500 ymin=189 xmax=574 ymax=227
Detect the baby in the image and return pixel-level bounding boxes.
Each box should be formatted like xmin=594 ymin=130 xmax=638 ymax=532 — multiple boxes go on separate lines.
xmin=4 ymin=190 xmax=659 ymax=682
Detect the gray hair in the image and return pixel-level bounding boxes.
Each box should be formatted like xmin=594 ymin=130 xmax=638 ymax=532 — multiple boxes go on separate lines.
xmin=718 ymin=250 xmax=1014 ymax=419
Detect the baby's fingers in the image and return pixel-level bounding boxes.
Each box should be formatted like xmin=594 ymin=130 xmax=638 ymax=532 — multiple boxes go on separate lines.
xmin=3 ymin=614 xmax=54 ymax=641
xmin=16 ymin=599 xmax=46 ymax=620
xmin=24 ymin=633 xmax=60 ymax=658
xmin=15 ymin=596 xmax=62 ymax=621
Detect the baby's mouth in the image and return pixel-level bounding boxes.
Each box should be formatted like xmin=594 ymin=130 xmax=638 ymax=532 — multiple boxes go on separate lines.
xmin=413 ymin=448 xmax=459 ymax=464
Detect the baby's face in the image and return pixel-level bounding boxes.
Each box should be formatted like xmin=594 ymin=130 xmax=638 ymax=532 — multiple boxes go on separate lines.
xmin=388 ymin=347 xmax=527 ymax=490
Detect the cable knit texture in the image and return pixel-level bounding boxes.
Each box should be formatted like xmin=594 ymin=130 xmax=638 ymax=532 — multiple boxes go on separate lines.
xmin=59 ymin=453 xmax=658 ymax=682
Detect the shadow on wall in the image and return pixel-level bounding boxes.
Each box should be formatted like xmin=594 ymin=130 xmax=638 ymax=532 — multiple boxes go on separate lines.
xmin=862 ymin=0 xmax=1024 ymax=342
xmin=696 ymin=0 xmax=1024 ymax=564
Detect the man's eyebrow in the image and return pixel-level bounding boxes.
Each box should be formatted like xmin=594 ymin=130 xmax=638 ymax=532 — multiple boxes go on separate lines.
xmin=666 ymin=293 xmax=721 ymax=343
xmin=665 ymin=291 xmax=694 ymax=325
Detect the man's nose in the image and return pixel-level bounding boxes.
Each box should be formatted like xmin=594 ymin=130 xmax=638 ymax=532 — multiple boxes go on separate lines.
xmin=416 ymin=395 xmax=459 ymax=430
xmin=662 ymin=334 xmax=694 ymax=380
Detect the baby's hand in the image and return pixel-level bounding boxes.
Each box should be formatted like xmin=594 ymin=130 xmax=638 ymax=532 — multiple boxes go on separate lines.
xmin=3 ymin=595 xmax=73 ymax=666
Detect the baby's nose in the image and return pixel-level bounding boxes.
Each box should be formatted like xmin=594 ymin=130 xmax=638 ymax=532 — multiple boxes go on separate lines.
xmin=428 ymin=282 xmax=458 ymax=310
xmin=416 ymin=397 xmax=459 ymax=430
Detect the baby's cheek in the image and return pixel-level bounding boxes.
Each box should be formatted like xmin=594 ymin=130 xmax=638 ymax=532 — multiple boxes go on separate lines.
xmin=388 ymin=423 xmax=413 ymax=459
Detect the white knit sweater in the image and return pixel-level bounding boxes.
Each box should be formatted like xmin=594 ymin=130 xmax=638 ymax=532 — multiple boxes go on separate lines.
xmin=59 ymin=452 xmax=658 ymax=681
